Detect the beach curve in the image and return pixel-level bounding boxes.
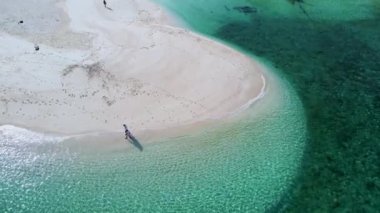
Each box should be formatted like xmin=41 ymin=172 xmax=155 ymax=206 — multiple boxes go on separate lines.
xmin=0 ymin=0 xmax=267 ymax=136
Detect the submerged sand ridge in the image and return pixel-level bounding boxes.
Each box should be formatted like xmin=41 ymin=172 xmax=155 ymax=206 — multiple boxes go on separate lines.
xmin=0 ymin=0 xmax=265 ymax=134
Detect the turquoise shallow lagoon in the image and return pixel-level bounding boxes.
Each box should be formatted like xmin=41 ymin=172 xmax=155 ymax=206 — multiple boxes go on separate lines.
xmin=156 ymin=0 xmax=380 ymax=211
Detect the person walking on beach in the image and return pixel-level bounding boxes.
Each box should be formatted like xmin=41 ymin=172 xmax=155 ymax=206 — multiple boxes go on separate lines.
xmin=103 ymin=0 xmax=113 ymax=11
xmin=123 ymin=124 xmax=143 ymax=151
xmin=123 ymin=124 xmax=131 ymax=139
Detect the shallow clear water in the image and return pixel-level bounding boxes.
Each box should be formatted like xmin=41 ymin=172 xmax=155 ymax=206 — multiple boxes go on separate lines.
xmin=155 ymin=0 xmax=380 ymax=211
xmin=1 ymin=68 xmax=305 ymax=212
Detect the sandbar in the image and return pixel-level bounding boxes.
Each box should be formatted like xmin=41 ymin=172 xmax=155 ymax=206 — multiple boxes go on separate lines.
xmin=0 ymin=0 xmax=266 ymax=136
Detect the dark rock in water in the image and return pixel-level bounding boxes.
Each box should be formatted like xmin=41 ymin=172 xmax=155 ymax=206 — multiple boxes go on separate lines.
xmin=18 ymin=20 xmax=23 ymax=24
xmin=34 ymin=45 xmax=39 ymax=51
xmin=233 ymin=6 xmax=257 ymax=14
xmin=288 ymin=0 xmax=305 ymax=4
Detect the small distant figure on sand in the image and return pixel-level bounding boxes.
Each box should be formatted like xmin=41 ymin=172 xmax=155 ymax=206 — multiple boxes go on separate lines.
xmin=34 ymin=44 xmax=40 ymax=51
xmin=103 ymin=0 xmax=113 ymax=11
xmin=18 ymin=20 xmax=23 ymax=24
xmin=123 ymin=124 xmax=131 ymax=140
xmin=123 ymin=124 xmax=143 ymax=151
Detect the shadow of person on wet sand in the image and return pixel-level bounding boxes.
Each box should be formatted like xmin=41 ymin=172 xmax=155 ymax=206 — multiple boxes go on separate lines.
xmin=127 ymin=135 xmax=143 ymax=151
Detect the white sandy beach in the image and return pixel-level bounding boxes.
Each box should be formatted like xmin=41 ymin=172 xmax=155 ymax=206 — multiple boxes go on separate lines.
xmin=0 ymin=0 xmax=266 ymax=135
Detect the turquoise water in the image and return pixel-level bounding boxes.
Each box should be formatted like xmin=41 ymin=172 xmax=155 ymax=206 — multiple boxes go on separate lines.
xmin=0 ymin=69 xmax=305 ymax=212
xmin=155 ymin=0 xmax=380 ymax=211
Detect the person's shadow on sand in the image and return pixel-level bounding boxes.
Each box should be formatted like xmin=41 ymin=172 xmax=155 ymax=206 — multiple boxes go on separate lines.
xmin=127 ymin=135 xmax=143 ymax=151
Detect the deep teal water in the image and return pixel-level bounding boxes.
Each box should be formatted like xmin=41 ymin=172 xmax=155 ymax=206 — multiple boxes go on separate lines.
xmin=155 ymin=0 xmax=380 ymax=211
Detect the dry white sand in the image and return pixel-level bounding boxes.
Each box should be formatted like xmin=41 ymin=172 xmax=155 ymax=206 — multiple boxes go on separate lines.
xmin=0 ymin=0 xmax=266 ymax=135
